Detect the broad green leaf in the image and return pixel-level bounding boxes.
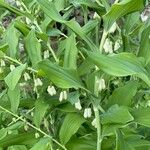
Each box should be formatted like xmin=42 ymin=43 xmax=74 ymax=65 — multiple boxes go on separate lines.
xmin=30 ymin=137 xmax=51 ymax=150
xmin=103 ymin=0 xmax=144 ymax=31
xmin=8 ymin=85 xmax=20 ymax=113
xmin=66 ymin=136 xmax=96 ymax=150
xmin=0 ymin=50 xmax=5 ymax=58
xmin=33 ymin=100 xmax=49 ymax=128
xmin=101 ymin=105 xmax=134 ymax=124
xmin=138 ymin=25 xmax=150 ymax=65
xmin=64 ymin=33 xmax=78 ymax=69
xmin=0 ymin=128 xmax=7 ymax=140
xmin=6 ymin=24 xmax=19 ymax=58
xmin=87 ymin=52 xmax=150 ymax=86
xmin=37 ymin=0 xmax=98 ymax=51
xmin=59 ymin=113 xmax=85 ymax=144
xmin=14 ymin=20 xmax=48 ymax=41
xmin=68 ymin=91 xmax=80 ymax=105
xmin=131 ymin=108 xmax=150 ymax=127
xmin=107 ymin=81 xmax=138 ymax=107
xmin=0 ymin=132 xmax=38 ymax=148
xmin=25 ymin=30 xmax=42 ymax=66
xmin=4 ymin=64 xmax=27 ymax=90
xmin=8 ymin=145 xmax=27 ymax=150
xmin=82 ymin=19 xmax=99 ymax=35
xmin=69 ymin=0 xmax=106 ymax=15
xmin=37 ymin=60 xmax=84 ymax=89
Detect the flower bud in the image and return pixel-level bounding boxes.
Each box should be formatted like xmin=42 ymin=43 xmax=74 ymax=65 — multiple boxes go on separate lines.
xmin=44 ymin=50 xmax=50 ymax=59
xmin=34 ymin=78 xmax=43 ymax=87
xmin=109 ymin=22 xmax=117 ymax=33
xmin=91 ymin=118 xmax=97 ymax=128
xmin=59 ymin=91 xmax=67 ymax=102
xmin=103 ymin=38 xmax=113 ymax=54
xmin=0 ymin=59 xmax=5 ymax=67
xmin=97 ymin=78 xmax=106 ymax=92
xmin=10 ymin=64 xmax=15 ymax=71
xmin=35 ymin=132 xmax=40 ymax=138
xmin=47 ymin=86 xmax=56 ymax=96
xmin=75 ymin=101 xmax=82 ymax=110
xmin=23 ymin=72 xmax=31 ymax=81
xmin=114 ymin=40 xmax=121 ymax=51
xmin=84 ymin=108 xmax=92 ymax=118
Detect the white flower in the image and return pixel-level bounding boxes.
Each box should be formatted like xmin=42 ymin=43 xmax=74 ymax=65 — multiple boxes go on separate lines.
xmin=84 ymin=108 xmax=92 ymax=118
xmin=35 ymin=132 xmax=40 ymax=138
xmin=0 ymin=59 xmax=5 ymax=67
xmin=10 ymin=64 xmax=15 ymax=71
xmin=59 ymin=91 xmax=67 ymax=102
xmin=34 ymin=78 xmax=43 ymax=87
xmin=16 ymin=0 xmax=21 ymax=6
xmin=91 ymin=118 xmax=97 ymax=128
xmin=109 ymin=22 xmax=117 ymax=33
xmin=114 ymin=40 xmax=121 ymax=51
xmin=75 ymin=100 xmax=82 ymax=110
xmin=93 ymin=12 xmax=100 ymax=19
xmin=47 ymin=86 xmax=56 ymax=96
xmin=96 ymin=78 xmax=106 ymax=92
xmin=103 ymin=38 xmax=113 ymax=54
xmin=23 ymin=72 xmax=31 ymax=81
xmin=141 ymin=13 xmax=148 ymax=22
xmin=25 ymin=17 xmax=31 ymax=24
xmin=44 ymin=50 xmax=50 ymax=59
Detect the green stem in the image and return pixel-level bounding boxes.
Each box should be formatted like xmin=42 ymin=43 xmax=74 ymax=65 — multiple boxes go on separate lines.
xmin=47 ymin=42 xmax=59 ymax=63
xmin=0 ymin=105 xmax=67 ymax=150
xmin=94 ymin=106 xmax=102 ymax=150
xmin=4 ymin=55 xmax=38 ymax=73
xmin=99 ymin=30 xmax=108 ymax=54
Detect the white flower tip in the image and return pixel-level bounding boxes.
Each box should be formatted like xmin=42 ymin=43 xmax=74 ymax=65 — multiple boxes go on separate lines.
xmin=34 ymin=78 xmax=43 ymax=87
xmin=10 ymin=64 xmax=15 ymax=71
xmin=44 ymin=50 xmax=50 ymax=59
xmin=84 ymin=108 xmax=92 ymax=118
xmin=103 ymin=38 xmax=113 ymax=54
xmin=47 ymin=86 xmax=56 ymax=96
xmin=75 ymin=101 xmax=82 ymax=110
xmin=109 ymin=22 xmax=117 ymax=33
xmin=23 ymin=72 xmax=31 ymax=81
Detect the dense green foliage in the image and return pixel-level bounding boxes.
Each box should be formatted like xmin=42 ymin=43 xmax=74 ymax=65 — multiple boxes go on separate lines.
xmin=0 ymin=0 xmax=150 ymax=149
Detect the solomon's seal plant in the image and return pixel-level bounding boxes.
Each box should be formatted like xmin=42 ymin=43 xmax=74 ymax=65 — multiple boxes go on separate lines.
xmin=0 ymin=0 xmax=150 ymax=149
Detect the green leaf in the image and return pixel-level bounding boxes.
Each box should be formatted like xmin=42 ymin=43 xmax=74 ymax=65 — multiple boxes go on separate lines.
xmin=8 ymin=85 xmax=20 ymax=113
xmin=64 ymin=33 xmax=78 ymax=69
xmin=66 ymin=136 xmax=96 ymax=150
xmin=0 ymin=132 xmax=38 ymax=148
xmin=8 ymin=145 xmax=27 ymax=150
xmin=25 ymin=30 xmax=42 ymax=66
xmin=70 ymin=0 xmax=106 ymax=15
xmin=131 ymin=108 xmax=150 ymax=127
xmin=30 ymin=137 xmax=51 ymax=150
xmin=4 ymin=64 xmax=27 ymax=90
xmin=103 ymin=0 xmax=144 ymax=31
xmin=59 ymin=113 xmax=85 ymax=144
xmin=87 ymin=52 xmax=150 ymax=86
xmin=0 ymin=1 xmax=33 ymax=19
xmin=101 ymin=105 xmax=134 ymax=124
xmin=33 ymin=100 xmax=49 ymax=128
xmin=6 ymin=24 xmax=19 ymax=58
xmin=138 ymin=25 xmax=150 ymax=65
xmin=116 ymin=129 xmax=135 ymax=150
xmin=36 ymin=0 xmax=98 ymax=51
xmin=107 ymin=81 xmax=138 ymax=107
xmin=0 ymin=128 xmax=7 ymax=140
xmin=37 ymin=60 xmax=84 ymax=89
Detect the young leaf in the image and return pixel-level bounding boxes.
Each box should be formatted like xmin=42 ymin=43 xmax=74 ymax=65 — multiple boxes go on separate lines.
xmin=103 ymin=0 xmax=144 ymax=31
xmin=59 ymin=113 xmax=85 ymax=144
xmin=138 ymin=25 xmax=150 ymax=65
xmin=8 ymin=85 xmax=20 ymax=113
xmin=4 ymin=64 xmax=27 ymax=90
xmin=25 ymin=30 xmax=42 ymax=66
xmin=64 ymin=33 xmax=78 ymax=69
xmin=87 ymin=52 xmax=150 ymax=86
xmin=106 ymin=81 xmax=138 ymax=107
xmin=33 ymin=100 xmax=49 ymax=128
xmin=37 ymin=60 xmax=84 ymax=89
xmin=131 ymin=108 xmax=150 ymax=127
xmin=6 ymin=24 xmax=19 ymax=58
xmin=30 ymin=137 xmax=51 ymax=150
xmin=101 ymin=105 xmax=134 ymax=124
